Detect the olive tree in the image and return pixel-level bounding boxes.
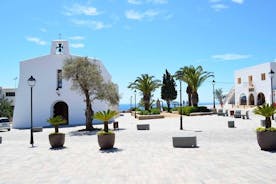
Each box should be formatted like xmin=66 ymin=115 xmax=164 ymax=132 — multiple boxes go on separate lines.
xmin=63 ymin=57 xmax=119 ymax=130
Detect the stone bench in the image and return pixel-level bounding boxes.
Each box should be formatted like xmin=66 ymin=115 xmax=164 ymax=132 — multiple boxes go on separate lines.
xmin=32 ymin=127 xmax=43 ymax=132
xmin=172 ymin=136 xmax=197 ymax=148
xmin=137 ymin=124 xmax=150 ymax=130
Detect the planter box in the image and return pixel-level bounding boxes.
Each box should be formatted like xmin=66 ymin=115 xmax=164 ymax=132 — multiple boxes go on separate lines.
xmin=228 ymin=121 xmax=235 ymax=128
xmin=137 ymin=124 xmax=150 ymax=130
xmin=137 ymin=114 xmax=164 ymax=120
xmin=172 ymin=136 xmax=197 ymax=148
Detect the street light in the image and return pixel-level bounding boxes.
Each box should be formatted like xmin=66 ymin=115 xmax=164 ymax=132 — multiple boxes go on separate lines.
xmin=269 ymin=69 xmax=275 ymax=120
xmin=28 ymin=76 xmax=36 ymax=147
xmin=179 ymin=80 xmax=183 ymax=130
xmin=212 ymin=80 xmax=216 ymax=110
xmin=134 ymin=89 xmax=137 ymax=118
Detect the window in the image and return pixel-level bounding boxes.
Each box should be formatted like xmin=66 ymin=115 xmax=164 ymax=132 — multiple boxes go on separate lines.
xmin=57 ymin=70 xmax=62 ymax=89
xmin=248 ymin=75 xmax=253 ymax=85
xmin=237 ymin=77 xmax=241 ymax=84
xmin=5 ymin=92 xmax=15 ymax=96
xmin=261 ymin=73 xmax=266 ymax=80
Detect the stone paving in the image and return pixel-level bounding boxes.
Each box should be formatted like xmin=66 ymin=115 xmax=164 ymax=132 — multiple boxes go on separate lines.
xmin=0 ymin=112 xmax=276 ymax=184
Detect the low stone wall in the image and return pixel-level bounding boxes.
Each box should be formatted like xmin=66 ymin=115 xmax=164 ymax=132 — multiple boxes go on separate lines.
xmin=137 ymin=114 xmax=165 ymax=120
xmin=189 ymin=112 xmax=214 ymax=116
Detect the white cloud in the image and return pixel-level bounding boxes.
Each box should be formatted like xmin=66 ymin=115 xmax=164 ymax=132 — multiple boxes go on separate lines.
xmin=125 ymin=9 xmax=159 ymax=20
xmin=69 ymin=36 xmax=85 ymax=40
xmin=64 ymin=4 xmax=100 ymax=16
xmin=211 ymin=4 xmax=228 ymax=11
xmin=26 ymin=36 xmax=47 ymax=45
xmin=232 ymin=0 xmax=244 ymax=4
xmin=71 ymin=19 xmax=111 ymax=30
xmin=212 ymin=53 xmax=251 ymax=61
xmin=128 ymin=0 xmax=142 ymax=5
xmin=70 ymin=43 xmax=85 ymax=48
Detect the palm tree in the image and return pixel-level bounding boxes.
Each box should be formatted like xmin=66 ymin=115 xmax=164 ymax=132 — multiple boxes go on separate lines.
xmin=175 ymin=65 xmax=214 ymax=106
xmin=215 ymin=88 xmax=225 ymax=107
xmin=128 ymin=74 xmax=161 ymax=111
xmin=94 ymin=110 xmax=118 ymax=132
xmin=253 ymin=104 xmax=276 ymax=128
xmin=47 ymin=115 xmax=67 ymax=133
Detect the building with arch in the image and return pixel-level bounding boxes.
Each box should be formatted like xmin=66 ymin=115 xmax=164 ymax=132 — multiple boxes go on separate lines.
xmin=13 ymin=40 xmax=117 ymax=128
xmin=234 ymin=62 xmax=276 ymax=106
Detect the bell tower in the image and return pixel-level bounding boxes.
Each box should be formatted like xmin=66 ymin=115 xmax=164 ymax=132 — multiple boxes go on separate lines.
xmin=50 ymin=35 xmax=70 ymax=55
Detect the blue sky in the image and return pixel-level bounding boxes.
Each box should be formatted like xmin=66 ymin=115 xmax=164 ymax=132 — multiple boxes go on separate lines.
xmin=1 ymin=0 xmax=276 ymax=104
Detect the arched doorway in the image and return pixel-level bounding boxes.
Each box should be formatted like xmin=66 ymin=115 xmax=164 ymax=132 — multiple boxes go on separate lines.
xmin=257 ymin=93 xmax=265 ymax=105
xmin=249 ymin=94 xmax=255 ymax=105
xmin=240 ymin=94 xmax=247 ymax=105
xmin=53 ymin=101 xmax=69 ymax=125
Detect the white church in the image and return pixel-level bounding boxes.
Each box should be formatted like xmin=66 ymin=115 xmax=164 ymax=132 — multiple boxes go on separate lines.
xmin=13 ymin=40 xmax=116 ymax=128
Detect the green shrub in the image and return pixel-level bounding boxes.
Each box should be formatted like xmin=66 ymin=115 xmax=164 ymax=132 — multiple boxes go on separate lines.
xmin=178 ymin=106 xmax=211 ymax=115
xmin=256 ymin=127 xmax=276 ymax=132
xmin=150 ymin=108 xmax=160 ymax=114
xmin=140 ymin=110 xmax=151 ymax=115
xmin=139 ymin=108 xmax=160 ymax=115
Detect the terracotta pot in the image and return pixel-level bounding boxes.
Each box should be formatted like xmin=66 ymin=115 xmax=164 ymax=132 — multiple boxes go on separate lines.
xmin=97 ymin=133 xmax=115 ymax=150
xmin=257 ymin=131 xmax=276 ymax=151
xmin=49 ymin=133 xmax=65 ymax=148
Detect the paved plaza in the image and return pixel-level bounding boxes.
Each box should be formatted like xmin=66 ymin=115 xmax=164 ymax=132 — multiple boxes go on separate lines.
xmin=1 ymin=112 xmax=276 ymax=184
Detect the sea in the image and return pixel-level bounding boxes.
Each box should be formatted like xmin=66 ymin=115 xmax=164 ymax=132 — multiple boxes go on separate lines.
xmin=119 ymin=102 xmax=217 ymax=112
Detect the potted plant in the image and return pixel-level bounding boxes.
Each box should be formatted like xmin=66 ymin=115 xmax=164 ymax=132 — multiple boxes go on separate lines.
xmin=253 ymin=104 xmax=276 ymax=151
xmin=94 ymin=110 xmax=118 ymax=150
xmin=47 ymin=115 xmax=67 ymax=148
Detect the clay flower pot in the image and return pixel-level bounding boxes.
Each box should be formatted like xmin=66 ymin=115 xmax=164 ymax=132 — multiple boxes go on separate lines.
xmin=257 ymin=131 xmax=276 ymax=151
xmin=49 ymin=133 xmax=65 ymax=148
xmin=97 ymin=133 xmax=115 ymax=150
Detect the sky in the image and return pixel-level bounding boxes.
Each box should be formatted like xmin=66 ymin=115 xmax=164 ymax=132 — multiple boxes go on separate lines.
xmin=1 ymin=0 xmax=276 ymax=105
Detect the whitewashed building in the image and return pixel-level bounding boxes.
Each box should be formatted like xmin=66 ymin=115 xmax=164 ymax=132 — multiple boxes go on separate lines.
xmin=234 ymin=62 xmax=276 ymax=106
xmin=13 ymin=40 xmax=116 ymax=128
xmin=0 ymin=87 xmax=16 ymax=107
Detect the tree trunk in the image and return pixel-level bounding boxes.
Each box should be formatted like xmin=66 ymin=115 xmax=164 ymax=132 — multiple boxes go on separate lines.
xmin=265 ymin=117 xmax=271 ymax=128
xmin=191 ymin=92 xmax=198 ymax=107
xmin=55 ymin=125 xmax=59 ymax=133
xmin=166 ymin=100 xmax=171 ymax=112
xmin=104 ymin=121 xmax=109 ymax=132
xmin=84 ymin=90 xmax=94 ymax=130
xmin=144 ymin=94 xmax=151 ymax=111
xmin=186 ymin=86 xmax=192 ymax=106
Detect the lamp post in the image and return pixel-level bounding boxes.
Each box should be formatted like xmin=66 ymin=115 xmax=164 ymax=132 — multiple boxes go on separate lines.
xmin=179 ymin=80 xmax=183 ymax=130
xmin=130 ymin=95 xmax=133 ymax=110
xmin=269 ymin=69 xmax=275 ymax=120
xmin=28 ymin=76 xmax=36 ymax=147
xmin=212 ymin=80 xmax=216 ymax=110
xmin=134 ymin=89 xmax=137 ymax=118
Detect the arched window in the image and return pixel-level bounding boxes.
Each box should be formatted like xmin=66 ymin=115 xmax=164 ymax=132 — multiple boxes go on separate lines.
xmin=257 ymin=93 xmax=265 ymax=105
xmin=240 ymin=94 xmax=247 ymax=105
